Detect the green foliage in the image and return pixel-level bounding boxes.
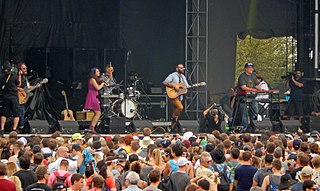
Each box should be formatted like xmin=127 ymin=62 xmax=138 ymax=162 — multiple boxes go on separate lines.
xmin=236 ymin=35 xmax=297 ymax=87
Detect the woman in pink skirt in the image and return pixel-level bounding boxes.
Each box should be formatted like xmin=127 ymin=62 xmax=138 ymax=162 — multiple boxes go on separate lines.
xmin=84 ymin=67 xmax=105 ymax=133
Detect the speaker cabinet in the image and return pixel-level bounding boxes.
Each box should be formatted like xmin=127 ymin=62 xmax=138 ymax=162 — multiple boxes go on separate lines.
xmin=58 ymin=120 xmax=79 ymax=134
xmin=280 ymin=120 xmax=302 ymax=132
xmin=253 ymin=120 xmax=273 ymax=132
xmin=29 ymin=120 xmax=50 ymax=134
xmin=109 ymin=117 xmax=126 ymax=134
xmin=178 ymin=120 xmax=199 ymax=133
xmin=310 ymin=116 xmax=320 ymax=132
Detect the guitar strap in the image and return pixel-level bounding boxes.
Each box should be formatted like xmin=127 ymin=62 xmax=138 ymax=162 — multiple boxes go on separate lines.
xmin=2 ymin=73 xmax=11 ymax=90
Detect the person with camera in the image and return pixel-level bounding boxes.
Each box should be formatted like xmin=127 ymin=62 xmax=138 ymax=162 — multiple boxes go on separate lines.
xmin=285 ymin=70 xmax=304 ymax=121
xmin=199 ymin=103 xmax=226 ymax=133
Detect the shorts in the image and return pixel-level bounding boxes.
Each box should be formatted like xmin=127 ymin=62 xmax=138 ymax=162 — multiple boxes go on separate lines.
xmin=0 ymin=95 xmax=20 ymax=117
xmin=288 ymin=100 xmax=303 ymax=117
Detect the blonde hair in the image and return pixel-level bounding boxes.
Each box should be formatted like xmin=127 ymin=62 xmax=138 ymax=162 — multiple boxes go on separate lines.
xmin=9 ymin=176 xmax=22 ymax=191
xmin=6 ymin=162 xmax=19 ymax=177
xmin=152 ymin=149 xmax=164 ymax=166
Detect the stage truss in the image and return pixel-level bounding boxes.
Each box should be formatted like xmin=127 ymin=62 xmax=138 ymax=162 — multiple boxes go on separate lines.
xmin=185 ymin=0 xmax=208 ymax=119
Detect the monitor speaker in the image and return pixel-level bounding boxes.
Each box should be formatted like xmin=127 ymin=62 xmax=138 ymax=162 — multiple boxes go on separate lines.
xmin=129 ymin=120 xmax=153 ymax=133
xmin=29 ymin=120 xmax=50 ymax=134
xmin=310 ymin=116 xmax=320 ymax=132
xmin=253 ymin=120 xmax=273 ymax=132
xmin=280 ymin=120 xmax=302 ymax=132
xmin=178 ymin=120 xmax=199 ymax=133
xmin=109 ymin=117 xmax=126 ymax=134
xmin=58 ymin=120 xmax=79 ymax=134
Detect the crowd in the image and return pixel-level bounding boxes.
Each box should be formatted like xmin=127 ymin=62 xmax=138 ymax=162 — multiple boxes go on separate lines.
xmin=0 ymin=127 xmax=320 ymax=191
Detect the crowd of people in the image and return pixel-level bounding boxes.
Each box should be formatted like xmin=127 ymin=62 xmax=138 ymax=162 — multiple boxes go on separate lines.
xmin=0 ymin=127 xmax=320 ymax=191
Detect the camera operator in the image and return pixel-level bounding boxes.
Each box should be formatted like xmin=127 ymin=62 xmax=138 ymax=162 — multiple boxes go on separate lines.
xmin=199 ymin=103 xmax=226 ymax=133
xmin=285 ymin=70 xmax=304 ymax=121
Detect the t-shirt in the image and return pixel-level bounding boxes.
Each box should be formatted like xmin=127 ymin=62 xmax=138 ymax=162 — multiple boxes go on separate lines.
xmin=170 ymin=171 xmax=190 ymax=191
xmin=289 ymin=78 xmax=304 ymax=101
xmin=0 ymin=72 xmax=19 ymax=96
xmin=234 ymin=164 xmax=258 ymax=191
xmin=143 ymin=185 xmax=162 ymax=191
xmin=14 ymin=169 xmax=37 ymax=191
xmin=291 ymin=181 xmax=303 ymax=191
xmin=237 ymin=72 xmax=258 ymax=93
xmin=0 ymin=179 xmax=16 ymax=191
xmin=253 ymin=167 xmax=272 ymax=187
xmin=25 ymin=182 xmax=52 ymax=191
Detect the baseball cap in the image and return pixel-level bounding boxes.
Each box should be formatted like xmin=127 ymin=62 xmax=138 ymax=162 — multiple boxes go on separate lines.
xmin=175 ymin=157 xmax=191 ymax=166
xmin=52 ymin=182 xmax=66 ymax=190
xmin=17 ymin=137 xmax=27 ymax=146
xmin=245 ymin=62 xmax=254 ymax=68
xmin=293 ymin=139 xmax=301 ymax=149
xmin=161 ymin=139 xmax=171 ymax=148
xmin=300 ymin=166 xmax=314 ymax=177
xmin=71 ymin=133 xmax=84 ymax=140
xmin=288 ymin=152 xmax=297 ymax=160
xmin=118 ymin=152 xmax=127 ymax=162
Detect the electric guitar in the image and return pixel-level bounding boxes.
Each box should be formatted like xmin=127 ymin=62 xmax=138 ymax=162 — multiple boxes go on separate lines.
xmin=166 ymin=82 xmax=206 ymax=99
xmin=61 ymin=90 xmax=75 ymax=120
xmin=18 ymin=78 xmax=48 ymax=104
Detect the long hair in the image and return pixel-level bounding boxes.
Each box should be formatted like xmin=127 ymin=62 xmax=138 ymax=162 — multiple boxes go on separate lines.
xmin=151 ymin=149 xmax=163 ymax=166
xmin=89 ymin=67 xmax=102 ymax=84
xmin=6 ymin=162 xmax=19 ymax=177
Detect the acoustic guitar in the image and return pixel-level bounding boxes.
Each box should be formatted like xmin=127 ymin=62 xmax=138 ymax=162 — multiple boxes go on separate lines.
xmin=166 ymin=82 xmax=206 ymax=99
xmin=18 ymin=78 xmax=48 ymax=104
xmin=61 ymin=90 xmax=75 ymax=120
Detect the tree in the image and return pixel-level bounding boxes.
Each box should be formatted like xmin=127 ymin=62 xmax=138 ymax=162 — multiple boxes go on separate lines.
xmin=236 ymin=35 xmax=297 ymax=88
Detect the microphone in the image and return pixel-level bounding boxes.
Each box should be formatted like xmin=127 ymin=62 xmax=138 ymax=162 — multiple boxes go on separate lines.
xmin=30 ymin=70 xmax=37 ymax=73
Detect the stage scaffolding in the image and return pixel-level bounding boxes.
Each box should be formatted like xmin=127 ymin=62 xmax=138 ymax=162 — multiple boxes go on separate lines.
xmin=184 ymin=0 xmax=208 ymax=119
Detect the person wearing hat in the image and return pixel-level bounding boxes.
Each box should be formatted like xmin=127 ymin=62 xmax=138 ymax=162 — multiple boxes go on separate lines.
xmin=277 ymin=174 xmax=296 ymax=190
xmin=52 ymin=182 xmax=67 ymax=191
xmin=236 ymin=62 xmax=260 ymax=132
xmin=291 ymin=166 xmax=314 ymax=191
xmin=290 ymin=152 xmax=309 ymax=181
xmin=210 ymin=149 xmax=233 ymax=191
xmin=170 ymin=157 xmax=191 ymax=191
xmin=70 ymin=133 xmax=84 ymax=145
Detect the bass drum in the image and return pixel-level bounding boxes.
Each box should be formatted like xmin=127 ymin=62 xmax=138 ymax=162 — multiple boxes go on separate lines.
xmin=112 ymin=99 xmax=137 ymax=118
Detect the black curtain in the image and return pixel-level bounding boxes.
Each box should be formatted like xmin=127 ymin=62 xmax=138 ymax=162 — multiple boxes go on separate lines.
xmin=0 ymin=0 xmax=119 ymax=62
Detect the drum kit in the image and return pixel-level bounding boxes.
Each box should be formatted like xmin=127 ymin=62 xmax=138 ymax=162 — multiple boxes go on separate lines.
xmin=99 ymin=79 xmax=141 ymax=119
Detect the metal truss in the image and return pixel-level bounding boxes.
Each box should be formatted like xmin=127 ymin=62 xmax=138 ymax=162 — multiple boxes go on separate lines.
xmin=184 ymin=0 xmax=208 ymax=119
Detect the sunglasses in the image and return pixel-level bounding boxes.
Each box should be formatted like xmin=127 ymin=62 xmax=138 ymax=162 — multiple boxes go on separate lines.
xmin=310 ymin=188 xmax=317 ymax=191
xmin=205 ymin=160 xmax=212 ymax=164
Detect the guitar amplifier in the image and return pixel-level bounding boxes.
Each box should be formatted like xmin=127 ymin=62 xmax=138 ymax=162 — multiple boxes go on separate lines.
xmin=58 ymin=120 xmax=79 ymax=134
xmin=76 ymin=111 xmax=94 ymax=120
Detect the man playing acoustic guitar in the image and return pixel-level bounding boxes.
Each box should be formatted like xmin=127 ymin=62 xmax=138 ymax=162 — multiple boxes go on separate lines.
xmin=17 ymin=62 xmax=29 ymax=131
xmin=163 ymin=64 xmax=190 ymax=132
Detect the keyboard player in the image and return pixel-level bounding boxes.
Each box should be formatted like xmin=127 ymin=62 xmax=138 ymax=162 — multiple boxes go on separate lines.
xmin=237 ymin=63 xmax=261 ymax=132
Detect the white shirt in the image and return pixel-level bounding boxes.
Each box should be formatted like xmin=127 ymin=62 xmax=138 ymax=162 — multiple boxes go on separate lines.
xmin=48 ymin=157 xmax=78 ymax=174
